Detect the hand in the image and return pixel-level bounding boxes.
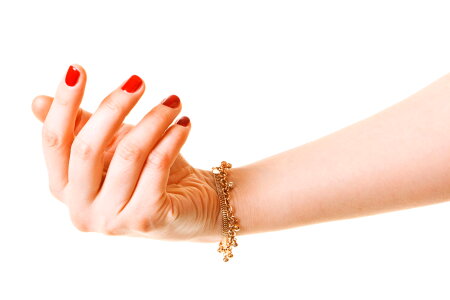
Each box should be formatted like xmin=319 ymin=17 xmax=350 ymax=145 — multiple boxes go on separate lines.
xmin=32 ymin=65 xmax=221 ymax=242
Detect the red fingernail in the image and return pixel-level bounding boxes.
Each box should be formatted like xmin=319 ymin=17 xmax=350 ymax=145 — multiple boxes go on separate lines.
xmin=176 ymin=116 xmax=190 ymax=127
xmin=161 ymin=95 xmax=180 ymax=108
xmin=121 ymin=75 xmax=143 ymax=93
xmin=65 ymin=65 xmax=80 ymax=87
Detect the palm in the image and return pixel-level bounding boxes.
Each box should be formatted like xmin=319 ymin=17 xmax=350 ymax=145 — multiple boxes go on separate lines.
xmin=103 ymin=125 xmax=219 ymax=241
xmin=164 ymin=156 xmax=220 ymax=241
xmin=33 ymin=97 xmax=220 ymax=242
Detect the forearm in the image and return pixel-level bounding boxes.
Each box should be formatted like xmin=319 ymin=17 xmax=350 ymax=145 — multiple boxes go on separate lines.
xmin=231 ymin=73 xmax=450 ymax=235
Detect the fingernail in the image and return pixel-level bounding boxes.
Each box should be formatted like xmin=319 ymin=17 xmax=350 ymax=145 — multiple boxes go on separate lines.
xmin=121 ymin=75 xmax=143 ymax=93
xmin=161 ymin=95 xmax=180 ymax=108
xmin=176 ymin=116 xmax=190 ymax=127
xmin=65 ymin=65 xmax=80 ymax=87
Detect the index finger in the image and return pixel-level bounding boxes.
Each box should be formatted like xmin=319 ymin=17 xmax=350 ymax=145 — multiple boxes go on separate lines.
xmin=41 ymin=64 xmax=87 ymax=199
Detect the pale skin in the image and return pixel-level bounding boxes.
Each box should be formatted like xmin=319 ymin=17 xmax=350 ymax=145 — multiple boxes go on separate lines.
xmin=32 ymin=65 xmax=450 ymax=243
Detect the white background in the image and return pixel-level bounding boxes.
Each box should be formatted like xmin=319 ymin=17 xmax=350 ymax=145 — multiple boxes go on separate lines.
xmin=1 ymin=0 xmax=450 ymax=299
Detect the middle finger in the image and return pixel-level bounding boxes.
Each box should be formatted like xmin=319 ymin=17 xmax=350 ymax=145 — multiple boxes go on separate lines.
xmin=67 ymin=75 xmax=145 ymax=207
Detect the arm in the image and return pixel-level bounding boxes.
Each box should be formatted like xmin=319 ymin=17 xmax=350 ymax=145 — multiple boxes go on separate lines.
xmin=227 ymin=73 xmax=450 ymax=235
xmin=32 ymin=67 xmax=450 ymax=242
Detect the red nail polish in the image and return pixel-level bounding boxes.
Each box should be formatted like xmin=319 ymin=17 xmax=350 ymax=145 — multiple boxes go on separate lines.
xmin=65 ymin=65 xmax=80 ymax=87
xmin=161 ymin=95 xmax=180 ymax=108
xmin=121 ymin=75 xmax=143 ymax=93
xmin=176 ymin=116 xmax=190 ymax=127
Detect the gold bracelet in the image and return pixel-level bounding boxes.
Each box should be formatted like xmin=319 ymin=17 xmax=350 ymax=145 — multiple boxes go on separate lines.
xmin=212 ymin=161 xmax=239 ymax=262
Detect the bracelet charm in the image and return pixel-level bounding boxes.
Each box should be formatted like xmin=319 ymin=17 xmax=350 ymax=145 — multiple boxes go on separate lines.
xmin=212 ymin=161 xmax=239 ymax=262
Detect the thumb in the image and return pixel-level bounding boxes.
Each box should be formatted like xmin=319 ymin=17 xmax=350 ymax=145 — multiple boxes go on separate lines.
xmin=31 ymin=95 xmax=92 ymax=134
xmin=31 ymin=95 xmax=53 ymax=122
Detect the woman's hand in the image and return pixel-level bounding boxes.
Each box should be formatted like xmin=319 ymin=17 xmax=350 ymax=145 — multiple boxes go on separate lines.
xmin=32 ymin=65 xmax=221 ymax=242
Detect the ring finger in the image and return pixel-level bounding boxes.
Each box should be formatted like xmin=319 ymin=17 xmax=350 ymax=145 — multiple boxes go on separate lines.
xmin=95 ymin=95 xmax=182 ymax=214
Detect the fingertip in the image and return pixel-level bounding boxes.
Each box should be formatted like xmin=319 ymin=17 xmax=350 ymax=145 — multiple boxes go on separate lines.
xmin=70 ymin=64 xmax=86 ymax=78
xmin=64 ymin=64 xmax=87 ymax=88
xmin=161 ymin=94 xmax=181 ymax=109
xmin=31 ymin=95 xmax=53 ymax=122
xmin=176 ymin=116 xmax=191 ymax=127
xmin=120 ymin=74 xmax=145 ymax=94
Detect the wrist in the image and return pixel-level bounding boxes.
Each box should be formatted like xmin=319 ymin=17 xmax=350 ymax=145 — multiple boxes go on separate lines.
xmin=192 ymin=164 xmax=248 ymax=243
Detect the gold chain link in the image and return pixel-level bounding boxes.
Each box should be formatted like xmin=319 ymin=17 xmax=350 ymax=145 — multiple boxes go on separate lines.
xmin=212 ymin=161 xmax=239 ymax=262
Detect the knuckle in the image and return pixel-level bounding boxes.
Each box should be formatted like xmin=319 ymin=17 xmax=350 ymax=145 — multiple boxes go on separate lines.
xmin=146 ymin=109 xmax=167 ymax=124
xmin=71 ymin=137 xmax=94 ymax=160
xmin=128 ymin=216 xmax=151 ymax=233
xmin=145 ymin=149 xmax=171 ymax=171
xmin=70 ymin=213 xmax=91 ymax=233
xmin=102 ymin=97 xmax=123 ymax=114
xmin=117 ymin=140 xmax=144 ymax=161
xmin=42 ymin=125 xmax=65 ymax=149
xmin=55 ymin=95 xmax=70 ymax=106
xmin=74 ymin=223 xmax=91 ymax=233
xmin=102 ymin=220 xmax=121 ymax=236
xmin=48 ymin=183 xmax=62 ymax=199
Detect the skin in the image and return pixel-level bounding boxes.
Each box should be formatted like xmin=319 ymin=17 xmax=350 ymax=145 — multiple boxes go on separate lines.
xmin=32 ymin=66 xmax=450 ymax=243
xmin=33 ymin=65 xmax=222 ymax=242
